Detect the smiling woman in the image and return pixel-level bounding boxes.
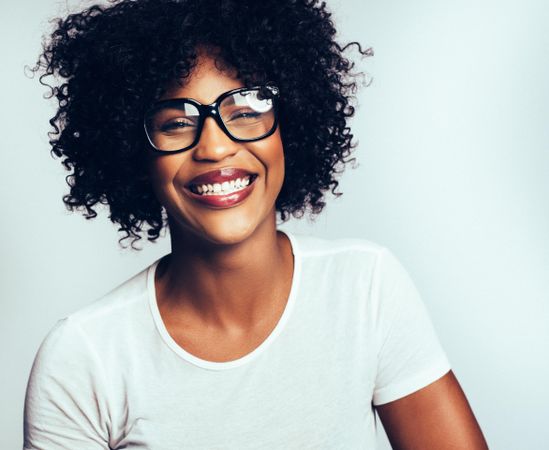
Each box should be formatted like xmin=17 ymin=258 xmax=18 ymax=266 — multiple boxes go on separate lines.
xmin=23 ymin=0 xmax=489 ymax=449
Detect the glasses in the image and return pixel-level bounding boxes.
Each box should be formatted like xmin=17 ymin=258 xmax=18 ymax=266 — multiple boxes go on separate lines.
xmin=144 ymin=85 xmax=280 ymax=153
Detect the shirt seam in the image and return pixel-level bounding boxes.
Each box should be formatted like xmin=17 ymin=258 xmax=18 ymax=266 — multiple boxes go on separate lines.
xmin=298 ymin=246 xmax=382 ymax=258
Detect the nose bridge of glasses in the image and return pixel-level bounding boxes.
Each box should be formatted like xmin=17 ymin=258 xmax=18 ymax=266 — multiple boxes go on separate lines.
xmin=197 ymin=102 xmax=229 ymax=137
xmin=193 ymin=105 xmax=239 ymax=159
xmin=198 ymin=102 xmax=219 ymax=117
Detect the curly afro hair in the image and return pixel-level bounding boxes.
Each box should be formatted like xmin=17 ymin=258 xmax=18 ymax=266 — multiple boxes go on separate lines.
xmin=32 ymin=0 xmax=372 ymax=248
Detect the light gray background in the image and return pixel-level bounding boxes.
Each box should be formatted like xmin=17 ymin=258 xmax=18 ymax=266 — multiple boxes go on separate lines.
xmin=2 ymin=0 xmax=548 ymax=448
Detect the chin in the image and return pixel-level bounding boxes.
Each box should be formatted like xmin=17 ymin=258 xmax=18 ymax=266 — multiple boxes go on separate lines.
xmin=202 ymin=223 xmax=257 ymax=246
xmin=172 ymin=210 xmax=266 ymax=248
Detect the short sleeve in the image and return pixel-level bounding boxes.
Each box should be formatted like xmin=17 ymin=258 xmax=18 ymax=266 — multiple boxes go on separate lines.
xmin=372 ymin=248 xmax=451 ymax=406
xmin=23 ymin=318 xmax=111 ymax=450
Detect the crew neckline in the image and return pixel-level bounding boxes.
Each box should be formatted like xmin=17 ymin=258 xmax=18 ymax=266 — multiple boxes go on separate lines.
xmin=147 ymin=230 xmax=301 ymax=371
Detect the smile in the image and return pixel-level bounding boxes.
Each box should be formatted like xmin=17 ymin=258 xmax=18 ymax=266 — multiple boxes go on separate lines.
xmin=189 ymin=175 xmax=255 ymax=196
xmin=185 ymin=168 xmax=259 ymax=208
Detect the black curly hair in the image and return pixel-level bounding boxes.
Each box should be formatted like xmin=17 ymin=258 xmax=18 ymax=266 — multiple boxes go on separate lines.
xmin=32 ymin=0 xmax=372 ymax=248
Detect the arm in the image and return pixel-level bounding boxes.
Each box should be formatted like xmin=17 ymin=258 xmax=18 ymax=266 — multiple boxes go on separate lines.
xmin=24 ymin=318 xmax=110 ymax=450
xmin=375 ymin=370 xmax=489 ymax=450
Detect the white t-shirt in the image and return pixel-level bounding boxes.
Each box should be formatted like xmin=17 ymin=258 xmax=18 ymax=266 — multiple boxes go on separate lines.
xmin=24 ymin=232 xmax=451 ymax=449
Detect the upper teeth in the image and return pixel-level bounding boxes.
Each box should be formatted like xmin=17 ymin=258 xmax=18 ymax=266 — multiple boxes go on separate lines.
xmin=194 ymin=176 xmax=252 ymax=195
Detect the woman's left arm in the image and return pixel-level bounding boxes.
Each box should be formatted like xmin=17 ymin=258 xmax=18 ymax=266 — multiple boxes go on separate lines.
xmin=375 ymin=370 xmax=489 ymax=450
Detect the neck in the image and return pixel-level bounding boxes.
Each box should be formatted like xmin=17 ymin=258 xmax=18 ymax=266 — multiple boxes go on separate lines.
xmin=155 ymin=212 xmax=293 ymax=332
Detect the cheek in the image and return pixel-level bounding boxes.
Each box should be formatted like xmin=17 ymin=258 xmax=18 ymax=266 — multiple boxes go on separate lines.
xmin=274 ymin=147 xmax=285 ymax=190
xmin=147 ymin=154 xmax=185 ymax=201
xmin=260 ymin=133 xmax=285 ymax=189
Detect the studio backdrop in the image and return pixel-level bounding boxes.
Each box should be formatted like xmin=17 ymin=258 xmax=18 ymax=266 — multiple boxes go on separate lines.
xmin=1 ymin=0 xmax=548 ymax=449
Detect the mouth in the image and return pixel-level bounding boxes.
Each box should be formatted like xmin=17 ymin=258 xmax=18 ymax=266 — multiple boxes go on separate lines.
xmin=188 ymin=174 xmax=258 ymax=196
xmin=184 ymin=168 xmax=259 ymax=208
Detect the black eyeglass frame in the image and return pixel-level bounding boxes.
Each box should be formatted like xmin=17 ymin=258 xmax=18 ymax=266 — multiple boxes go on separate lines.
xmin=144 ymin=85 xmax=280 ymax=154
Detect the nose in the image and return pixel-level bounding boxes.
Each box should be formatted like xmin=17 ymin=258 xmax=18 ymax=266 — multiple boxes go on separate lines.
xmin=192 ymin=116 xmax=240 ymax=162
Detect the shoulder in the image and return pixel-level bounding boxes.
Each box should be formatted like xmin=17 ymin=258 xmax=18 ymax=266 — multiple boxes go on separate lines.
xmin=285 ymin=231 xmax=398 ymax=298
xmin=60 ymin=259 xmax=156 ymax=331
xmin=287 ymin=231 xmax=387 ymax=260
xmin=285 ymin=231 xmax=419 ymax=303
xmin=285 ymin=231 xmax=402 ymax=279
xmin=34 ymin=258 xmax=159 ymax=364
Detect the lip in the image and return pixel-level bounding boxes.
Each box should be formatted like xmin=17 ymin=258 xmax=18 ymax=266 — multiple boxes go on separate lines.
xmin=185 ymin=176 xmax=257 ymax=208
xmin=186 ymin=167 xmax=256 ymax=187
xmin=184 ymin=167 xmax=258 ymax=209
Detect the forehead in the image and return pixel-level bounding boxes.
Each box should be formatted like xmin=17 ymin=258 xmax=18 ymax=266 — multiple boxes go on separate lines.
xmin=160 ymin=52 xmax=243 ymax=103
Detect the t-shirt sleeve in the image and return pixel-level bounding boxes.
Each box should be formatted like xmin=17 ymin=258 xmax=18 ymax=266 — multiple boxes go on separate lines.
xmin=23 ymin=318 xmax=110 ymax=450
xmin=371 ymin=247 xmax=451 ymax=406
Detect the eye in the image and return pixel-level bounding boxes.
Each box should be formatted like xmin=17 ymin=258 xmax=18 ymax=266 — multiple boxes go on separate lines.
xmin=228 ymin=109 xmax=262 ymax=122
xmin=159 ymin=118 xmax=197 ymax=133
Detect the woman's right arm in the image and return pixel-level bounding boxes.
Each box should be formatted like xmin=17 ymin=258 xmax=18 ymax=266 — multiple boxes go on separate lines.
xmin=24 ymin=318 xmax=110 ymax=450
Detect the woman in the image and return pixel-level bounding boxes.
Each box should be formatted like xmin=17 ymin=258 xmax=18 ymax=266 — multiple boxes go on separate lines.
xmin=24 ymin=0 xmax=489 ymax=448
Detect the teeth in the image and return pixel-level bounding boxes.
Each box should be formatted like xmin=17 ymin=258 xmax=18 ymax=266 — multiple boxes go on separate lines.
xmin=192 ymin=176 xmax=253 ymax=196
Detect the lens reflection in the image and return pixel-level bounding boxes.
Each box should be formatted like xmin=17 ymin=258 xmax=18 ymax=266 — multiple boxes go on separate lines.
xmin=220 ymin=91 xmax=275 ymax=140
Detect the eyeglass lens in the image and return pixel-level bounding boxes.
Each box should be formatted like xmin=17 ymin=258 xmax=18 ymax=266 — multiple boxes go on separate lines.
xmin=145 ymin=89 xmax=276 ymax=152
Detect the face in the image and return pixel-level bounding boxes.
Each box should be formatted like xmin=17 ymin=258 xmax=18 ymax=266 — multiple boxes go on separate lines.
xmin=147 ymin=52 xmax=285 ymax=246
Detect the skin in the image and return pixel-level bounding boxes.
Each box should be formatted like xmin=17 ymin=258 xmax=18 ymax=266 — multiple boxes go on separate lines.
xmin=376 ymin=371 xmax=489 ymax=449
xmin=147 ymin=49 xmax=489 ymax=447
xmin=147 ymin=49 xmax=294 ymax=361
